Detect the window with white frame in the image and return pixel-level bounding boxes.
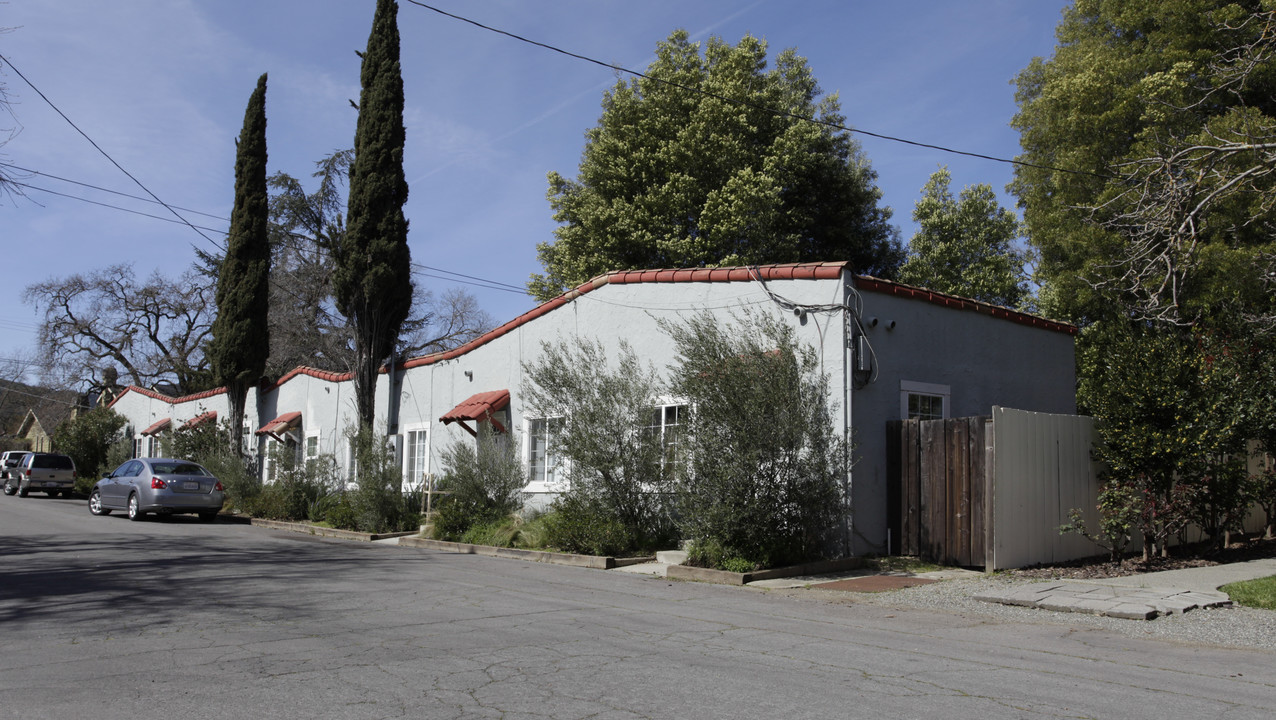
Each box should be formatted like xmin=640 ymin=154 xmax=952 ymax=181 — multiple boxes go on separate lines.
xmin=646 ymin=403 xmax=687 ymax=474
xmin=900 ymin=380 xmax=950 ymax=421
xmin=526 ymin=417 xmax=562 ymax=489
xmin=402 ymin=427 xmax=429 ymax=491
xmin=305 ymin=433 xmax=320 ymax=472
xmin=132 ymin=434 xmax=144 ymax=459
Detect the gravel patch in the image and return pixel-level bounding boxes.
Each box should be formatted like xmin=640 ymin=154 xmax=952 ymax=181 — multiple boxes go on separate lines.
xmin=781 ymin=573 xmax=1276 ymax=650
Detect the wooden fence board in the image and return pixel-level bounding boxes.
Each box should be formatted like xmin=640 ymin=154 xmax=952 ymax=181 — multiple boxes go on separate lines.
xmin=886 ymin=415 xmax=989 ymax=568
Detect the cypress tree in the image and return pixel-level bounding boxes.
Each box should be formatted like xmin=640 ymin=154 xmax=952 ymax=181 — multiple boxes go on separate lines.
xmin=209 ymin=73 xmax=270 ymax=457
xmin=335 ymin=0 xmax=413 ymax=431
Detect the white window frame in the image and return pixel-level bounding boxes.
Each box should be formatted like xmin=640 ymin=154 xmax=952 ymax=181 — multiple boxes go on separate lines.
xmin=646 ymin=401 xmax=687 ymax=475
xmin=524 ymin=416 xmax=563 ymax=493
xmin=401 ymin=425 xmax=430 ymax=492
xmin=900 ymin=380 xmax=950 ymax=421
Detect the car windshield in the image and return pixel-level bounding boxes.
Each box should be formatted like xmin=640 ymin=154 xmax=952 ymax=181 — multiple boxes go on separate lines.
xmin=31 ymin=455 xmax=74 ymax=470
xmin=151 ymin=462 xmax=209 ymax=476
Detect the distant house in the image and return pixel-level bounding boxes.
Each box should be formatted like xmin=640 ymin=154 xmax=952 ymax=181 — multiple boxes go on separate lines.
xmin=16 ymin=406 xmax=78 ymax=453
xmin=106 ymin=262 xmax=1076 ymax=554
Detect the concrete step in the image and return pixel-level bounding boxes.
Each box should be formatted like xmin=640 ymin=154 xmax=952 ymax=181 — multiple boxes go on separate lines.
xmin=656 ymin=550 xmax=688 ymax=566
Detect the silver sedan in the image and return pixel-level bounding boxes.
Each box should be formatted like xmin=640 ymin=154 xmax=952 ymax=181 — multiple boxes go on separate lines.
xmin=89 ymin=458 xmax=224 ymax=522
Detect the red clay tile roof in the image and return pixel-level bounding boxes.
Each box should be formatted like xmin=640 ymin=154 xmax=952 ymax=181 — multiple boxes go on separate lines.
xmin=140 ymin=417 xmax=172 ymax=436
xmin=440 ymin=390 xmax=510 ymax=424
xmin=265 ymin=367 xmax=353 ymax=392
xmin=107 ymin=385 xmax=227 ymax=409
xmin=400 ymin=262 xmax=851 ymax=371
xmin=853 ymin=276 xmax=1077 ymax=335
xmin=255 ymin=411 xmax=302 ymax=436
xmin=181 ymin=411 xmax=217 ymax=430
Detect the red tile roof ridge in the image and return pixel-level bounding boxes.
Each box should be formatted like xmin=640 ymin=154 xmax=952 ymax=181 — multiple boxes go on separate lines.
xmin=106 ymin=385 xmax=227 ymax=408
xmin=266 ymin=366 xmax=355 ymax=390
xmin=399 ymin=262 xmax=849 ymax=370
xmin=852 ymin=275 xmax=1077 ymax=335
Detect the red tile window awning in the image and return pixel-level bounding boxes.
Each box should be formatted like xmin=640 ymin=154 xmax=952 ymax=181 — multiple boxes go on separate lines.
xmin=140 ymin=417 xmax=172 ymax=436
xmin=440 ymin=390 xmax=510 ymax=437
xmin=181 ymin=411 xmax=217 ymax=430
xmin=255 ymin=411 xmax=302 ymax=442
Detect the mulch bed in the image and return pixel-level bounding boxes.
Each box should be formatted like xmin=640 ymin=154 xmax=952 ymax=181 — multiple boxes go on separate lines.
xmin=813 ymin=576 xmax=939 ymax=593
xmin=1005 ymin=534 xmax=1276 ymax=581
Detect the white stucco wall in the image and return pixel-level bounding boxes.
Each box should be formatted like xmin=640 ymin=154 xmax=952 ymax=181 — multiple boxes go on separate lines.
xmin=104 ymin=267 xmax=1077 ymax=557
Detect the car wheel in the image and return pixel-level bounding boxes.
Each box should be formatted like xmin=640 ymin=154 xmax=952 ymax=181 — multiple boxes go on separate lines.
xmin=127 ymin=493 xmax=145 ymax=522
xmin=2 ymin=479 xmax=14 ymax=496
xmin=198 ymin=511 xmax=217 ymax=523
xmin=88 ymin=490 xmax=111 ymax=516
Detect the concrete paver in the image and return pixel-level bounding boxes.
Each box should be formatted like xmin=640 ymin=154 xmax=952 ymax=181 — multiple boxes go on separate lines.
xmin=974 ymin=558 xmax=1276 ymax=620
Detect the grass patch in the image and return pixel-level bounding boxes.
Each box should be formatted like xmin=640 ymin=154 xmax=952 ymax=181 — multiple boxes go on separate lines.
xmin=866 ymin=556 xmax=944 ymax=574
xmin=1221 ymin=575 xmax=1276 ymax=610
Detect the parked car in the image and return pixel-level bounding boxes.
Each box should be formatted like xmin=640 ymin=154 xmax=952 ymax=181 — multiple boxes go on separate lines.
xmin=1 ymin=450 xmax=30 ymax=481
xmin=4 ymin=452 xmax=76 ymax=497
xmin=88 ymin=458 xmax=224 ymax=522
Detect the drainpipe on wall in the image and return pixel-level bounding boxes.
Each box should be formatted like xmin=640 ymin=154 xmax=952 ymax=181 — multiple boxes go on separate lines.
xmin=842 ymin=280 xmax=854 ymax=558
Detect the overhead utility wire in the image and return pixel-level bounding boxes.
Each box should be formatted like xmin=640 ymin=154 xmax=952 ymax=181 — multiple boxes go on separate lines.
xmin=404 ymin=1 xmax=1114 ymax=181
xmin=13 ymin=179 xmax=529 ymax=296
xmin=0 ymin=53 xmax=218 ymax=247
xmin=3 ymin=163 xmax=227 ymax=220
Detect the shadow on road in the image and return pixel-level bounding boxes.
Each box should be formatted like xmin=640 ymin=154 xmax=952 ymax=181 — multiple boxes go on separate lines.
xmin=0 ymin=529 xmax=435 ymax=627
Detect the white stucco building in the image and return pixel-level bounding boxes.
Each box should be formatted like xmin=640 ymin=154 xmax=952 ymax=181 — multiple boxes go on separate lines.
xmin=107 ymin=262 xmax=1076 ymax=554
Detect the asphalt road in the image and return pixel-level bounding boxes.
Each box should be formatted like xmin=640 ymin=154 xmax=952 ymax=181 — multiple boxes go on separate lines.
xmin=2 ymin=493 xmax=1274 ymax=720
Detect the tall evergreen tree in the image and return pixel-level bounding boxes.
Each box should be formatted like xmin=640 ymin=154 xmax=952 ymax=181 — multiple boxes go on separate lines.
xmin=898 ymin=167 xmax=1029 ymax=309
xmin=530 ymin=30 xmax=900 ymax=301
xmin=335 ymin=0 xmax=413 ymax=431
xmin=209 ymin=73 xmax=270 ymax=457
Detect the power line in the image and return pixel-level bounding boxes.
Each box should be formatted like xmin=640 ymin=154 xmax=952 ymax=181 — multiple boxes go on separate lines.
xmin=2 ymin=163 xmax=228 ymax=221
xmin=0 ymin=52 xmax=220 ymax=247
xmin=14 ymin=175 xmax=533 ymax=297
xmin=403 ymin=1 xmax=1114 ymax=181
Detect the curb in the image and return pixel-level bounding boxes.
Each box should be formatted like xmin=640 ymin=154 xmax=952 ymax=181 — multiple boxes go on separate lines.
xmin=250 ymin=518 xmax=418 ymax=542
xmin=667 ymin=556 xmax=867 ymax=586
xmin=399 ymin=536 xmax=653 ymax=570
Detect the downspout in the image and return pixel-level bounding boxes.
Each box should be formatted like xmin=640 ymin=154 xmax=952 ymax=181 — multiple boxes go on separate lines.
xmin=842 ymin=275 xmax=854 ymax=558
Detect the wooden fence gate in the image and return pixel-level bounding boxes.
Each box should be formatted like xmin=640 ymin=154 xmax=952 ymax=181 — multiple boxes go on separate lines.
xmin=886 ymin=416 xmax=989 ymax=567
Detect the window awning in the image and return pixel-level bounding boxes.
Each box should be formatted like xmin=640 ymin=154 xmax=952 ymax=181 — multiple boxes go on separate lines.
xmin=255 ymin=411 xmax=301 ymax=442
xmin=181 ymin=411 xmax=217 ymax=430
xmin=140 ymin=417 xmax=172 ymax=436
xmin=440 ymin=390 xmax=510 ymax=437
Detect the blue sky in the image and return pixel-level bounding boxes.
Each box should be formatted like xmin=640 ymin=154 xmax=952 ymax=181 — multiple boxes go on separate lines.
xmin=1 ymin=0 xmax=1069 ymax=384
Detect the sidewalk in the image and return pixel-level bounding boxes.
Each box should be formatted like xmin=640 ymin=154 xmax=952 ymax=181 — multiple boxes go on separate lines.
xmin=973 ymin=558 xmax=1276 ymax=620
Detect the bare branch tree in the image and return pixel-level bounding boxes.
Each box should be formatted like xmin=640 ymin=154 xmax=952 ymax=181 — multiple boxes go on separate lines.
xmin=23 ymin=264 xmax=214 ymax=394
xmin=1083 ymin=9 xmax=1276 ymax=328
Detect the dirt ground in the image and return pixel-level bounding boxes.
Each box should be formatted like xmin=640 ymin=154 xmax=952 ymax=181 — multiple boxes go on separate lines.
xmin=1004 ymin=534 xmax=1276 ymax=580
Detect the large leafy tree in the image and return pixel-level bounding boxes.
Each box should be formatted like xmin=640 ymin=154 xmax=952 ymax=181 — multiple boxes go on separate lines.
xmin=208 ymin=74 xmax=271 ymax=456
xmin=530 ymin=30 xmax=900 ymax=301
xmin=1011 ymin=0 xmax=1276 ymax=326
xmin=898 ymin=167 xmax=1030 ymax=308
xmin=334 ymin=0 xmax=413 ymax=430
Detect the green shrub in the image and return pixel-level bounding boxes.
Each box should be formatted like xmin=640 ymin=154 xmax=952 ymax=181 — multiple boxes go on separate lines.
xmin=197 ymin=451 xmax=260 ymax=514
xmin=460 ymin=517 xmax=521 ymax=547
xmin=686 ymin=538 xmax=757 ymax=573
xmin=430 ymin=429 xmax=527 ymax=539
xmin=663 ymin=311 xmax=850 ymax=569
xmin=314 ymin=492 xmax=359 ymax=529
xmin=539 ymin=494 xmax=634 ymax=557
xmin=347 ymin=426 xmax=416 ymax=533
